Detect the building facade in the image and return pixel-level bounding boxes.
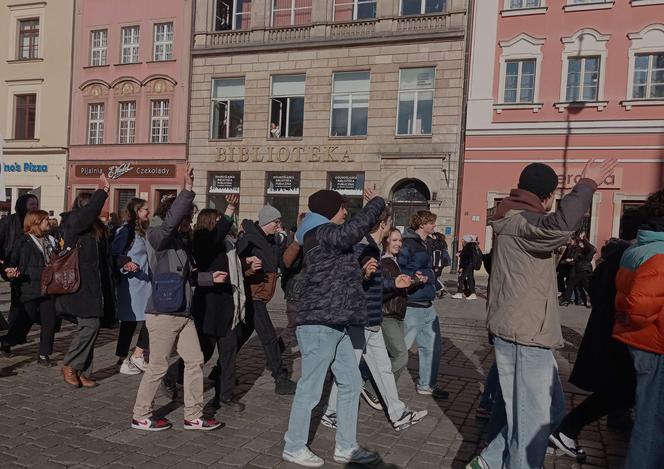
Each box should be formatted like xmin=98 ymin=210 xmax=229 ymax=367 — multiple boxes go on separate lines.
xmin=67 ymin=0 xmax=194 ymax=216
xmin=460 ymin=0 xmax=664 ymax=251
xmin=0 ymin=0 xmax=73 ymax=217
xmin=190 ymin=0 xmax=468 ymax=231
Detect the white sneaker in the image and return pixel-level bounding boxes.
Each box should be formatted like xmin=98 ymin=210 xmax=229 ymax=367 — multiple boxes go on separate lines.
xmin=451 ymin=293 xmax=465 ymax=299
xmin=333 ymin=446 xmax=379 ymax=464
xmin=466 ymin=294 xmax=478 ymax=300
xmin=282 ymin=447 xmax=324 ymax=467
xmin=393 ymin=409 xmax=428 ymax=431
xmin=130 ymin=355 xmax=148 ymax=372
xmin=119 ymin=358 xmax=141 ymax=375
xmin=321 ymin=412 xmax=337 ymax=430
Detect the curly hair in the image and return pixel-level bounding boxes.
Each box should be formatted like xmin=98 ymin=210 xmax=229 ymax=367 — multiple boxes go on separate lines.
xmin=642 ymin=190 xmax=664 ymax=219
xmin=409 ymin=210 xmax=437 ymax=230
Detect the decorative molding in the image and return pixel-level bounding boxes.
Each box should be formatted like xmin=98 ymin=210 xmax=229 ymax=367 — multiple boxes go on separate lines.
xmin=630 ymin=0 xmax=664 ymax=5
xmin=561 ymin=28 xmax=610 ymax=46
xmin=5 ymin=78 xmax=44 ymax=85
xmin=493 ymin=103 xmax=544 ymax=113
xmin=142 ymin=74 xmax=177 ymax=87
xmin=7 ymin=2 xmax=46 ymax=11
xmin=554 ymin=101 xmax=609 ymax=112
xmin=500 ymin=7 xmax=548 ymax=17
xmin=563 ymin=1 xmax=615 ymax=12
xmin=621 ymin=99 xmax=664 ymax=110
xmin=109 ymin=76 xmax=142 ymax=89
xmin=79 ymin=79 xmax=110 ymax=90
xmin=499 ymin=33 xmax=545 ymax=48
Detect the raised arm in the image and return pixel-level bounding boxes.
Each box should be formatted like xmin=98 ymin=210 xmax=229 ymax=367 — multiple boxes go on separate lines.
xmin=318 ymin=193 xmax=385 ymax=252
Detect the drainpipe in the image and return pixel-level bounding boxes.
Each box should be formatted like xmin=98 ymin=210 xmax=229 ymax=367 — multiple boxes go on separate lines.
xmin=451 ymin=0 xmax=474 ymax=274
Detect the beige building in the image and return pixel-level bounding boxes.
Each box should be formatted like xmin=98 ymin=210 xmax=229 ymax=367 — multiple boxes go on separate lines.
xmin=190 ymin=0 xmax=467 ymax=233
xmin=0 ymin=0 xmax=73 ymax=217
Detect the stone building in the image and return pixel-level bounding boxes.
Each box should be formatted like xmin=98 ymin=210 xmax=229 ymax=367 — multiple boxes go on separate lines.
xmin=190 ymin=0 xmax=468 ymax=232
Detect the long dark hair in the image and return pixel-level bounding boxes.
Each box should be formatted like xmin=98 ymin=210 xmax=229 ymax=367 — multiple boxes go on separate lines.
xmin=195 ymin=208 xmax=219 ymax=232
xmin=72 ymin=192 xmax=105 ymax=239
xmin=126 ymin=198 xmax=148 ymax=235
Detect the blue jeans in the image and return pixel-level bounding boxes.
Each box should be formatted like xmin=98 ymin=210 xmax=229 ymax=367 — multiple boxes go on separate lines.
xmin=480 ymin=337 xmax=565 ymax=469
xmin=480 ymin=361 xmax=499 ymax=410
xmin=624 ymin=348 xmax=664 ymax=469
xmin=404 ymin=305 xmax=442 ymax=389
xmin=284 ymin=325 xmax=361 ymax=454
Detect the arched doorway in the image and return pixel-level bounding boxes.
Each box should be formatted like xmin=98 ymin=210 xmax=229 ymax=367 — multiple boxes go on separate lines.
xmin=390 ymin=179 xmax=430 ymax=229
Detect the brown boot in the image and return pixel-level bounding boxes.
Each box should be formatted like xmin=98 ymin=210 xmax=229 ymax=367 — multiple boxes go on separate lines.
xmin=62 ymin=366 xmax=81 ymax=387
xmin=79 ymin=374 xmax=98 ymax=388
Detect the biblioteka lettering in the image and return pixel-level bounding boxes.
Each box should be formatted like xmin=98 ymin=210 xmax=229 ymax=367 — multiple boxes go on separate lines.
xmin=216 ymin=145 xmax=354 ymax=163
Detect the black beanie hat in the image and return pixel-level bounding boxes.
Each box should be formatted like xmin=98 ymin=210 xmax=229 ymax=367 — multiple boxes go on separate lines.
xmin=308 ymin=190 xmax=346 ymax=220
xmin=518 ymin=163 xmax=559 ymax=199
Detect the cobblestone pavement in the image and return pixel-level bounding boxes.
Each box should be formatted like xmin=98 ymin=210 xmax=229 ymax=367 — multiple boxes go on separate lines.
xmin=0 ymin=279 xmax=628 ymax=468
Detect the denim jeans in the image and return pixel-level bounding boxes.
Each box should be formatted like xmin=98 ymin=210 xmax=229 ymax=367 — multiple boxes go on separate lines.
xmin=404 ymin=305 xmax=442 ymax=389
xmin=479 ymin=361 xmax=499 ymax=411
xmin=284 ymin=325 xmax=361 ymax=454
xmin=624 ymin=348 xmax=664 ymax=469
xmin=480 ymin=337 xmax=565 ymax=469
xmin=327 ymin=326 xmax=407 ymax=423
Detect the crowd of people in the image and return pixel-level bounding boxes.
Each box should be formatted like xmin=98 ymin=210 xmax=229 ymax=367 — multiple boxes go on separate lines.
xmin=0 ymin=159 xmax=662 ymax=468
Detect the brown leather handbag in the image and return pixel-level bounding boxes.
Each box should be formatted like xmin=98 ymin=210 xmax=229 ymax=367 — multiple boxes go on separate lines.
xmin=41 ymin=247 xmax=81 ymax=295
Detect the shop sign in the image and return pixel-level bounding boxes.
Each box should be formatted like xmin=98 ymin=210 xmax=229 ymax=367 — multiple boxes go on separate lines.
xmin=557 ymin=168 xmax=622 ymax=190
xmin=329 ymin=173 xmax=365 ymax=196
xmin=216 ymin=145 xmax=353 ymax=163
xmin=75 ymin=163 xmax=176 ymax=179
xmin=209 ymin=172 xmax=240 ymax=194
xmin=3 ymin=162 xmax=48 ymax=173
xmin=267 ymin=173 xmax=300 ymax=195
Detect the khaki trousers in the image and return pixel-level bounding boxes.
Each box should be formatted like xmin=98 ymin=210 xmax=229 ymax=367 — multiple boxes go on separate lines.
xmin=132 ymin=314 xmax=204 ymax=422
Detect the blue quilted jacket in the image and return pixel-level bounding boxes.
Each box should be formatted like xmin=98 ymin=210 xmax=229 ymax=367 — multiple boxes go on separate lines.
xmin=398 ymin=228 xmax=436 ymax=304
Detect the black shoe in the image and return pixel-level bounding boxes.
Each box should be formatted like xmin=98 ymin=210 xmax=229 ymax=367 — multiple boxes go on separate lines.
xmin=361 ymin=387 xmax=383 ymax=411
xmin=213 ymin=398 xmax=246 ymax=413
xmin=0 ymin=338 xmax=13 ymax=358
xmin=275 ymin=375 xmax=297 ymax=395
xmin=548 ymin=431 xmax=587 ymax=462
xmin=37 ymin=355 xmax=57 ymax=367
xmin=558 ymin=300 xmax=571 ymax=307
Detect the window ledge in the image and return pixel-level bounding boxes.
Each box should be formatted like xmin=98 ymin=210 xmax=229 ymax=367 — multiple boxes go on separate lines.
xmin=328 ymin=136 xmax=368 ymax=140
xmin=630 ymin=0 xmax=664 ymax=5
xmin=6 ymin=58 xmax=43 ymax=64
xmin=493 ymin=103 xmax=544 ymax=113
xmin=563 ymin=2 xmax=615 ymax=12
xmin=268 ymin=137 xmax=304 ymax=141
xmin=3 ymin=139 xmax=40 ymax=143
xmin=83 ymin=64 xmax=110 ymax=69
xmin=500 ymin=7 xmax=548 ymax=17
xmin=114 ymin=62 xmax=142 ymax=66
xmin=146 ymin=59 xmax=176 ymax=64
xmin=209 ymin=138 xmax=244 ymax=142
xmin=621 ymin=99 xmax=664 ymax=110
xmin=555 ymin=101 xmax=609 ymax=112
xmin=395 ymin=134 xmax=433 ymax=139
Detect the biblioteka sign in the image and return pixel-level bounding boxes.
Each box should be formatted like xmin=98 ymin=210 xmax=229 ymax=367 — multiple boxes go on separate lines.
xmin=216 ymin=145 xmax=354 ymax=163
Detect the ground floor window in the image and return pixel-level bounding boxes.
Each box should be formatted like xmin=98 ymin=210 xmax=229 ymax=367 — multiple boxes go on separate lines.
xmin=207 ymin=172 xmax=241 ymax=213
xmin=328 ymin=172 xmax=365 ymax=219
xmin=115 ymin=188 xmax=137 ymax=216
xmin=619 ymin=200 xmax=646 ymax=238
xmin=265 ymin=172 xmax=300 ymax=230
xmin=155 ymin=189 xmax=178 ymax=212
xmin=0 ymin=189 xmax=12 ymax=218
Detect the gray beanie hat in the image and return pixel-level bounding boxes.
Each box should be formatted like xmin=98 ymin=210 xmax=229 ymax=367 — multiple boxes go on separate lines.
xmin=258 ymin=204 xmax=282 ymax=226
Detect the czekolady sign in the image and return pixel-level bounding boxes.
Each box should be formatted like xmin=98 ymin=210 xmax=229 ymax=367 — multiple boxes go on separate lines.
xmin=75 ymin=163 xmax=176 ymax=179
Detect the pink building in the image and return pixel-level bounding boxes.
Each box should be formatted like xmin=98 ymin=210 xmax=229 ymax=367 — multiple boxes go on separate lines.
xmin=68 ymin=0 xmax=193 ymax=215
xmin=460 ymin=0 xmax=664 ymax=252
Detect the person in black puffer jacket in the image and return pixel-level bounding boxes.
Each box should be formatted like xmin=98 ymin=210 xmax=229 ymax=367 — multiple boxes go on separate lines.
xmin=452 ymin=235 xmax=479 ymax=300
xmin=560 ymin=238 xmax=596 ymax=307
xmin=283 ymin=189 xmax=384 ymax=467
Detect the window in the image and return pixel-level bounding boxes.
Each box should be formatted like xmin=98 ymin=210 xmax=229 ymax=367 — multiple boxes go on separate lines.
xmin=269 ymin=75 xmax=305 ymax=139
xmin=508 ymin=0 xmax=541 ymax=8
xmin=215 ymin=0 xmax=252 ymax=30
xmin=330 ymin=72 xmax=369 ymax=137
xmin=397 ymin=68 xmax=434 ymax=136
xmin=401 ymin=0 xmax=445 ymax=15
xmin=208 ymin=172 xmax=240 ymax=210
xmin=90 ymin=30 xmax=108 ymax=66
xmin=17 ymin=19 xmax=39 ymax=60
xmin=150 ymin=100 xmax=169 ymax=143
xmin=153 ymin=23 xmax=173 ymax=61
xmin=272 ymin=0 xmax=312 ymax=27
xmin=116 ymin=189 xmax=137 ymax=214
xmin=566 ymin=57 xmax=600 ymax=101
xmin=328 ymin=172 xmax=365 ymax=219
xmin=266 ymin=172 xmax=300 ymax=229
xmin=118 ymin=102 xmax=136 ymax=144
xmin=211 ymin=78 xmax=245 ymax=139
xmin=13 ymin=94 xmax=36 ymax=140
xmin=156 ymin=189 xmax=178 ymax=211
xmin=504 ymin=60 xmax=536 ymax=103
xmin=87 ymin=103 xmax=104 ymax=145
xmin=121 ymin=26 xmax=140 ymax=64
xmin=633 ymin=53 xmax=664 ymax=99
xmin=334 ymin=0 xmax=377 ymax=21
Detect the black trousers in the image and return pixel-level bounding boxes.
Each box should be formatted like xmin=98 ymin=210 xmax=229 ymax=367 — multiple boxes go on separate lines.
xmin=563 ymin=272 xmax=590 ymax=304
xmin=115 ymin=320 xmax=149 ymax=358
xmin=5 ymin=296 xmax=57 ymax=357
xmin=7 ymin=283 xmax=26 ymax=333
xmin=558 ymin=387 xmax=635 ymax=439
xmin=200 ymin=329 xmax=238 ymax=401
xmin=237 ymin=300 xmax=284 ymax=379
xmin=457 ymin=268 xmax=476 ymax=294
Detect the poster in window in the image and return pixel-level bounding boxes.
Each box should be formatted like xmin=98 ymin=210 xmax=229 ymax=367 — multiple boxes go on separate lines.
xmin=209 ymin=172 xmax=240 ymax=194
xmin=266 ymin=173 xmax=300 ymax=195
xmin=329 ymin=173 xmax=365 ymax=196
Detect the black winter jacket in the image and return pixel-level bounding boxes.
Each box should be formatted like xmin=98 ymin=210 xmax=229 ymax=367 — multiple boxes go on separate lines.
xmin=354 ymin=235 xmax=395 ymax=327
xmin=56 ymin=190 xmax=116 ymax=320
xmin=398 ymin=228 xmax=436 ymax=304
xmin=8 ymin=234 xmax=56 ymax=303
xmin=0 ymin=194 xmax=38 ymax=275
xmin=381 ymin=256 xmax=408 ymax=320
xmin=296 ymin=197 xmax=385 ymax=327
xmin=192 ymin=215 xmax=235 ymax=337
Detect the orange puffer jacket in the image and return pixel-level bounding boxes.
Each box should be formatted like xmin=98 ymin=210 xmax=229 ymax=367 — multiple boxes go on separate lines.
xmin=613 ymin=229 xmax=664 ymax=355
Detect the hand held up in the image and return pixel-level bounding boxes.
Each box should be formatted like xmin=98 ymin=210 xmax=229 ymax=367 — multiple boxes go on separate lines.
xmin=581 ymin=158 xmax=619 ymax=187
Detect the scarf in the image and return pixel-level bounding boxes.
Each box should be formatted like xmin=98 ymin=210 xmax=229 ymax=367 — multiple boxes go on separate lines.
xmin=492 ymin=188 xmax=546 ymax=221
xmin=224 ymin=237 xmax=246 ymax=330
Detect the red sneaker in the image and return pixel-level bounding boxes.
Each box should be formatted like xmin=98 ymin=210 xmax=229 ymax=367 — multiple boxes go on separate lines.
xmin=131 ymin=417 xmax=172 ymax=432
xmin=183 ymin=417 xmax=224 ymax=431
